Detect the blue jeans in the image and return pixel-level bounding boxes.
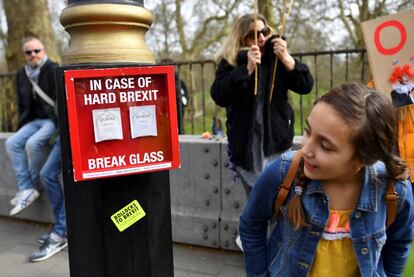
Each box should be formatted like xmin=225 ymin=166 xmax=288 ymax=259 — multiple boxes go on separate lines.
xmin=40 ymin=138 xmax=66 ymax=237
xmin=5 ymin=119 xmax=56 ymax=191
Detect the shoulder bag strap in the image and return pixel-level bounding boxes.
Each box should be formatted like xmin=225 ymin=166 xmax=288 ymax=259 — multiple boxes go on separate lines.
xmin=274 ymin=150 xmax=303 ymax=217
xmin=386 ymin=180 xmax=398 ymax=228
xmin=25 ymin=66 xmax=55 ymax=108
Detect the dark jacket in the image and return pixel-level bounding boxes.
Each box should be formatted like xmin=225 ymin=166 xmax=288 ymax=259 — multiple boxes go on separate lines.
xmin=391 ymin=90 xmax=413 ymax=108
xmin=211 ymin=37 xmax=314 ymax=170
xmin=16 ymin=59 xmax=58 ymax=129
xmin=174 ymin=71 xmax=189 ymax=134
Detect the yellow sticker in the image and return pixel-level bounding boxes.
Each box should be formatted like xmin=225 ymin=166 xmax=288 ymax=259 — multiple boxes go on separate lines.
xmin=111 ymin=200 xmax=146 ymax=232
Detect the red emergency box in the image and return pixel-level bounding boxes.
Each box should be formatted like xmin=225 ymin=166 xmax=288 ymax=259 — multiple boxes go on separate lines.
xmin=64 ymin=65 xmax=180 ymax=181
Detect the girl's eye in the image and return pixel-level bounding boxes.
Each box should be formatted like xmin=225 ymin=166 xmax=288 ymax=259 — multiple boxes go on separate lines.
xmin=320 ymin=142 xmax=332 ymax=151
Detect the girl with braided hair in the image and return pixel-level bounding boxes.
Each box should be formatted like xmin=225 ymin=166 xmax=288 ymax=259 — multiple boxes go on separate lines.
xmin=240 ymin=83 xmax=414 ymax=276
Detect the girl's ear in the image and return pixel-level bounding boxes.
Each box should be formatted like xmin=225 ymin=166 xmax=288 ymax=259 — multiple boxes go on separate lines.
xmin=355 ymin=159 xmax=365 ymax=173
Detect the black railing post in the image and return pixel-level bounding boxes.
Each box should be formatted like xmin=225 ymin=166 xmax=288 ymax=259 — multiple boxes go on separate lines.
xmin=345 ymin=51 xmax=349 ymax=82
xmin=330 ymin=51 xmax=334 ymax=89
xmin=201 ymin=62 xmax=206 ymax=133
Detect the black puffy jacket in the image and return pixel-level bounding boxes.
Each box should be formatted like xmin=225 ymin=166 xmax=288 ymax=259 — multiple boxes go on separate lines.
xmin=211 ymin=37 xmax=314 ymax=170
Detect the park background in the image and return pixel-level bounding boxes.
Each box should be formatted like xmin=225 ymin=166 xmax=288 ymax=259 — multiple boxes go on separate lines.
xmin=0 ymin=0 xmax=413 ymax=275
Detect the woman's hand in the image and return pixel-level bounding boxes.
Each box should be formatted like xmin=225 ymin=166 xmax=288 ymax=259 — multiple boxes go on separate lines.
xmin=271 ymin=37 xmax=295 ymax=71
xmin=247 ymin=45 xmax=261 ymax=75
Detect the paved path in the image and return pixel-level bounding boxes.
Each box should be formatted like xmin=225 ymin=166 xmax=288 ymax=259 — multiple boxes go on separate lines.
xmin=0 ymin=217 xmax=245 ymax=277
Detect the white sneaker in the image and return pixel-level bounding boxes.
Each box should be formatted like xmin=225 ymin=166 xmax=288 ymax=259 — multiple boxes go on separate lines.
xmin=9 ymin=189 xmax=39 ymax=216
xmin=235 ymin=235 xmax=243 ymax=252
xmin=10 ymin=191 xmax=22 ymax=206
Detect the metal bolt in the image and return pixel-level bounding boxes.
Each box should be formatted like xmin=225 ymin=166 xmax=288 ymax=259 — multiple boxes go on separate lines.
xmin=202 ymin=234 xmax=208 ymax=240
xmin=224 ymin=162 xmax=229 ymax=168
xmin=213 ymin=160 xmax=218 ymax=167
xmin=211 ymin=240 xmax=217 ymax=246
xmin=233 ymin=229 xmax=238 ymax=236
xmin=224 ymin=188 xmax=230 ymax=194
xmin=204 ymin=173 xmax=210 ymax=180
xmin=202 ymin=225 xmax=208 ymax=232
xmin=213 ymin=187 xmax=218 ymax=193
xmin=233 ymin=201 xmax=239 ymax=209
xmin=223 ymin=224 xmax=229 ymax=230
xmin=205 ymin=200 xmax=210 ymax=206
xmin=203 ymin=147 xmax=209 ymax=153
xmin=211 ymin=222 xmax=217 ymax=229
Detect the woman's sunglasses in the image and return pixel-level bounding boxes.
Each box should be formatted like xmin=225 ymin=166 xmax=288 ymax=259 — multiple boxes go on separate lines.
xmin=24 ymin=49 xmax=42 ymax=56
xmin=245 ymin=27 xmax=271 ymax=40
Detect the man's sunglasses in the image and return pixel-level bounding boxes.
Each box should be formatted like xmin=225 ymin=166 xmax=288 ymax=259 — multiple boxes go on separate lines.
xmin=245 ymin=27 xmax=271 ymax=40
xmin=24 ymin=49 xmax=42 ymax=56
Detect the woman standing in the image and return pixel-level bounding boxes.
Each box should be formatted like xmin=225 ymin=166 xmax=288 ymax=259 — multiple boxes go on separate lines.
xmin=211 ymin=13 xmax=314 ymax=196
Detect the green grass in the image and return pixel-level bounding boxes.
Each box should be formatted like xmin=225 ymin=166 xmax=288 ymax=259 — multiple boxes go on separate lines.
xmin=182 ymin=90 xmax=227 ymax=135
xmin=404 ymin=244 xmax=414 ymax=276
xmin=181 ymin=89 xmax=320 ymax=136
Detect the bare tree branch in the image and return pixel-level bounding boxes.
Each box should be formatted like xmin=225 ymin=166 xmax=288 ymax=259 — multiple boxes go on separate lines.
xmin=175 ymin=0 xmax=188 ymax=53
xmin=337 ymin=1 xmax=358 ymax=47
xmin=191 ymin=0 xmax=238 ymax=53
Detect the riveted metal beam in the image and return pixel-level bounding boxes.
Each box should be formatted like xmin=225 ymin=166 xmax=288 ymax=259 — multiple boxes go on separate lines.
xmin=170 ymin=135 xmax=221 ymax=248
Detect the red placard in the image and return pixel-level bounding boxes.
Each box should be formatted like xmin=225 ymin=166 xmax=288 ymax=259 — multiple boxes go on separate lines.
xmin=64 ymin=65 xmax=180 ymax=181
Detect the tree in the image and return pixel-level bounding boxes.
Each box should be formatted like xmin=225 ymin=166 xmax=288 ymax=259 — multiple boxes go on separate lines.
xmin=339 ymin=0 xmax=414 ymax=48
xmin=305 ymin=0 xmax=414 ymax=49
xmin=176 ymin=0 xmax=244 ymax=60
xmin=283 ymin=0 xmax=331 ymax=51
xmin=147 ymin=0 xmax=243 ymax=61
xmin=258 ymin=0 xmax=276 ymax=29
xmin=147 ymin=0 xmax=334 ymax=60
xmin=3 ymin=0 xmax=60 ymax=72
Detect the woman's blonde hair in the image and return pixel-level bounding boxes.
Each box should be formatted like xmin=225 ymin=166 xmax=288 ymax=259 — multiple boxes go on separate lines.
xmin=215 ymin=13 xmax=268 ymax=66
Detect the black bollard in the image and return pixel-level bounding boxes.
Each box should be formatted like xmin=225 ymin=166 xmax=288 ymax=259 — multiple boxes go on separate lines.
xmin=57 ymin=2 xmax=175 ymax=276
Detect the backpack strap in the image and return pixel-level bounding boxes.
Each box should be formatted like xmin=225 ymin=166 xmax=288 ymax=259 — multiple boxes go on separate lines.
xmin=386 ymin=180 xmax=398 ymax=228
xmin=274 ymin=150 xmax=303 ymax=217
xmin=272 ymin=151 xmax=399 ymax=227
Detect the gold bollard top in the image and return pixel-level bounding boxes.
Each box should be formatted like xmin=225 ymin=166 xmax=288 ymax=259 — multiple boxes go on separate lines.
xmin=60 ymin=3 xmax=155 ymax=65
